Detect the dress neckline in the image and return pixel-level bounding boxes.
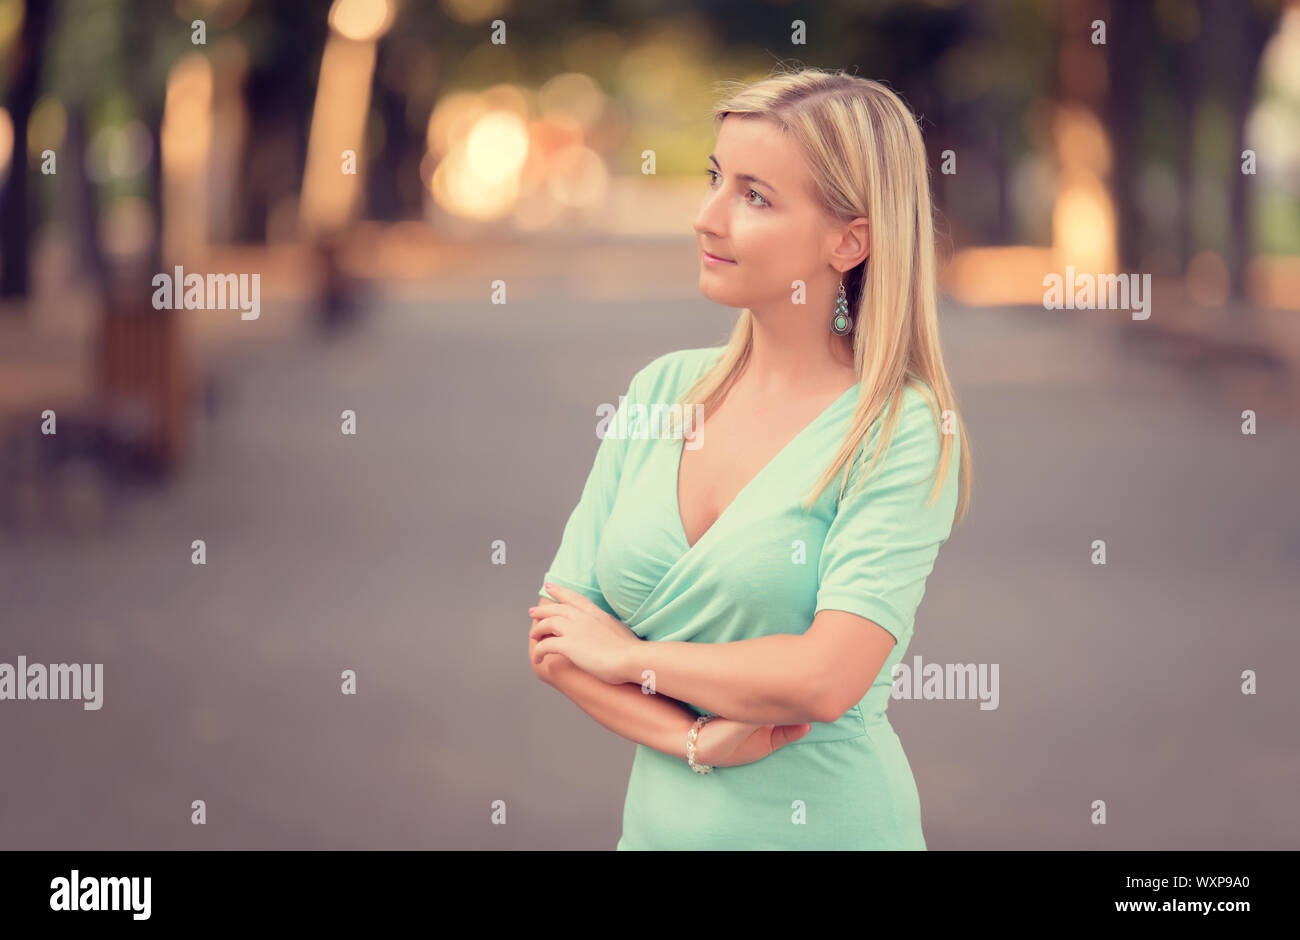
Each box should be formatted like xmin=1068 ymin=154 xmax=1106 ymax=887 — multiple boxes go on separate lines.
xmin=672 ymin=378 xmax=859 ymax=552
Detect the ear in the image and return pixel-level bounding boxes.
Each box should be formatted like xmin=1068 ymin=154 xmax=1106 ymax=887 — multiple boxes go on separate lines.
xmin=831 ymin=217 xmax=870 ymax=272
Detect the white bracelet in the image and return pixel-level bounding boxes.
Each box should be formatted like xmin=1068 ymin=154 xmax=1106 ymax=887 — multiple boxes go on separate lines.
xmin=686 ymin=715 xmax=716 ymax=774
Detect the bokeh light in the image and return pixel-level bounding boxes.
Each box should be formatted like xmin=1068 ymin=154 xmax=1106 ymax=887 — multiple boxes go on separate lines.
xmin=328 ymin=0 xmax=394 ymax=42
xmin=464 ymin=111 xmax=530 ymax=184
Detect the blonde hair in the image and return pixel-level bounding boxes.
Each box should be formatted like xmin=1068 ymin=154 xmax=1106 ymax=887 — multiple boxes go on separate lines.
xmin=672 ymin=64 xmax=972 ymax=522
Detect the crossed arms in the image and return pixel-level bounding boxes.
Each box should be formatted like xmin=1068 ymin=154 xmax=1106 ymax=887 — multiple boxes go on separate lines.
xmin=528 ymin=592 xmax=897 ymax=758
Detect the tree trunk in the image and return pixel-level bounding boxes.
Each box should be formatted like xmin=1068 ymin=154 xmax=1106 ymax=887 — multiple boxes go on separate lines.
xmin=1209 ymin=0 xmax=1278 ymax=301
xmin=1105 ymin=0 xmax=1151 ymax=272
xmin=0 ymin=0 xmax=54 ymax=303
xmin=65 ymin=102 xmax=109 ymax=303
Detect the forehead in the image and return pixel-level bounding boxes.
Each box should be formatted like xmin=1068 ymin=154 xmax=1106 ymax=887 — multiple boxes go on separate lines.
xmin=714 ymin=115 xmax=813 ymax=195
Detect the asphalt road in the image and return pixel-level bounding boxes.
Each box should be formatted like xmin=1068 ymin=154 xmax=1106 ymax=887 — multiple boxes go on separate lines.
xmin=2 ymin=255 xmax=1297 ymax=849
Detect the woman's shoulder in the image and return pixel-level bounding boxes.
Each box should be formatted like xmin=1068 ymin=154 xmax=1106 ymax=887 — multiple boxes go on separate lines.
xmin=851 ymin=378 xmax=953 ymax=476
xmin=898 ymin=378 xmax=939 ymax=423
xmin=888 ymin=378 xmax=959 ymax=466
xmin=630 ymin=345 xmax=726 ymax=401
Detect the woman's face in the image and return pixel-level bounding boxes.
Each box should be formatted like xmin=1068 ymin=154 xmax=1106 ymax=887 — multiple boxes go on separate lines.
xmin=692 ymin=115 xmax=842 ymax=310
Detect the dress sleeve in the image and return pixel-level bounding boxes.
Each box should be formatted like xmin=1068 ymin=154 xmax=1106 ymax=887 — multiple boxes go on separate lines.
xmin=538 ymin=368 xmax=642 ymax=617
xmin=814 ymin=386 xmax=960 ymax=644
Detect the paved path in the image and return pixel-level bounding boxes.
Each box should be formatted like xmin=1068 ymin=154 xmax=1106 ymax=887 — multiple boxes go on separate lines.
xmin=2 ymin=241 xmax=1297 ymax=849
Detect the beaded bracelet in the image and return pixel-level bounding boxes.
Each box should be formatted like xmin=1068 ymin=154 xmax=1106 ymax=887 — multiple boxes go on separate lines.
xmin=686 ymin=714 xmax=716 ymax=774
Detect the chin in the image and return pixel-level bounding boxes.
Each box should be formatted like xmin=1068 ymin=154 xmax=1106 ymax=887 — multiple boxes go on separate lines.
xmin=697 ymin=283 xmax=735 ymax=306
xmin=699 ymin=275 xmax=740 ymax=302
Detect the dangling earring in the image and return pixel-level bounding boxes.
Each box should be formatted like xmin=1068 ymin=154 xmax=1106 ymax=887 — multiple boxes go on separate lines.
xmin=831 ymin=278 xmax=853 ymax=335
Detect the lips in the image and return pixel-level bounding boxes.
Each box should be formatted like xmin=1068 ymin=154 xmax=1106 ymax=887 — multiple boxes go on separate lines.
xmin=701 ymin=248 xmax=735 ymax=263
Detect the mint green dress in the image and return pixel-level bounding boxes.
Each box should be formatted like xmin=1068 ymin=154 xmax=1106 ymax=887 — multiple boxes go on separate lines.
xmin=540 ymin=345 xmax=960 ymax=850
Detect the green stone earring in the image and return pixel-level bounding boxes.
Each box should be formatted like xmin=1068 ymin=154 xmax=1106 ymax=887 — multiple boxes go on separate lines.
xmin=831 ymin=278 xmax=853 ymax=335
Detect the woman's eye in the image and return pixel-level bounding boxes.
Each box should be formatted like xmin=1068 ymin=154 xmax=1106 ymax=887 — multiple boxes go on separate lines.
xmin=704 ymin=169 xmax=769 ymax=208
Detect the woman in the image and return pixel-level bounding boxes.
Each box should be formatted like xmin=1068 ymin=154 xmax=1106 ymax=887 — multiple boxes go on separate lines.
xmin=528 ymin=65 xmax=972 ymax=850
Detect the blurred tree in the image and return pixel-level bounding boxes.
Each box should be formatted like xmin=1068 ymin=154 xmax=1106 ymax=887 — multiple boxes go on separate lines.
xmin=232 ymin=1 xmax=327 ymax=242
xmin=365 ymin=32 xmax=413 ymax=221
xmin=1171 ymin=3 xmax=1203 ymax=276
xmin=42 ymin=0 xmax=185 ymax=306
xmin=1209 ymin=0 xmax=1282 ymax=301
xmin=1109 ymin=0 xmax=1282 ymax=296
xmin=0 ymin=0 xmax=53 ymax=302
xmin=64 ymin=101 xmax=107 ymax=301
xmin=121 ymin=0 xmax=172 ymax=281
xmin=1105 ymin=0 xmax=1153 ymax=274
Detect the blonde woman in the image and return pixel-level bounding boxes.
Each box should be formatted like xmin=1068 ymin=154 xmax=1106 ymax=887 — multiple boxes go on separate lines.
xmin=528 ymin=66 xmax=972 ymax=850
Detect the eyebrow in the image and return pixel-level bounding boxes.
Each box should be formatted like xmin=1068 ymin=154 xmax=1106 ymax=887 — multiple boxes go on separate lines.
xmin=708 ymin=154 xmax=779 ymax=196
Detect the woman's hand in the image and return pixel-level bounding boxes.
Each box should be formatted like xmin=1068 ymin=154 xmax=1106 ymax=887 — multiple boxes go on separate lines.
xmin=528 ymin=583 xmax=640 ymax=685
xmin=690 ymin=717 xmax=811 ymax=768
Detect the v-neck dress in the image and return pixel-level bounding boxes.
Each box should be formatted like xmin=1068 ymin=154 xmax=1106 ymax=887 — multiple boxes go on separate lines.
xmin=539 ymin=345 xmax=961 ymax=850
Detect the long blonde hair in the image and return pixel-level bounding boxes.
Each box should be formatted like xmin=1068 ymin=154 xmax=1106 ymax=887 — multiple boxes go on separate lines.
xmin=674 ymin=65 xmax=972 ymax=522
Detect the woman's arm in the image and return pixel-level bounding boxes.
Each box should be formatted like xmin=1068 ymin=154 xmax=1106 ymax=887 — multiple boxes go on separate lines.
xmin=615 ymin=633 xmax=830 ymax=725
xmin=530 ymin=585 xmax=831 ymax=727
xmin=530 ymin=597 xmax=697 ymax=761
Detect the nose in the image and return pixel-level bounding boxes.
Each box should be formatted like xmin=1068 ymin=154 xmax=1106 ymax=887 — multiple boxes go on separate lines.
xmin=692 ymin=184 xmax=726 ymax=242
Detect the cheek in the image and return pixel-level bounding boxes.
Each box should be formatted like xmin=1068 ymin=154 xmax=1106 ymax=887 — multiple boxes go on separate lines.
xmin=733 ymin=214 xmax=818 ymax=279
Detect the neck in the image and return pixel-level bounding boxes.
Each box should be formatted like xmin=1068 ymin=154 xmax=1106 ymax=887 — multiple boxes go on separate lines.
xmin=743 ymin=291 xmax=857 ymax=397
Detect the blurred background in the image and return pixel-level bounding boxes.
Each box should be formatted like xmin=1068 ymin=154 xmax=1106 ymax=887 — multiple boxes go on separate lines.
xmin=1 ymin=0 xmax=1298 ymax=849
